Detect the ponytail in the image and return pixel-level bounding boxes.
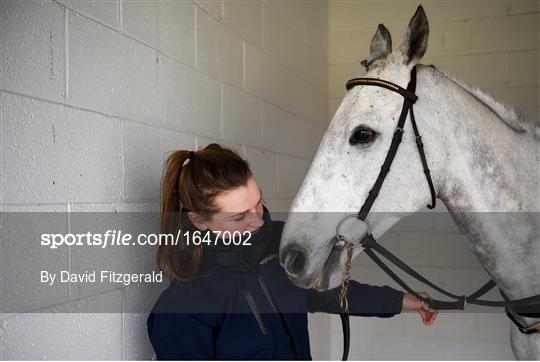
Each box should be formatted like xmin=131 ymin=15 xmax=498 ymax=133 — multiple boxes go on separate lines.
xmin=156 ymin=143 xmax=252 ymax=282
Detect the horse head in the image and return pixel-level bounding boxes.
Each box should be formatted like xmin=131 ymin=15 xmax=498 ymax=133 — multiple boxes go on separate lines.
xmin=279 ymin=5 xmax=446 ymax=291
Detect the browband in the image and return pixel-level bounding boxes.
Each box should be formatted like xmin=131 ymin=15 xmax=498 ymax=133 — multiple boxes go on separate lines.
xmin=346 ymin=77 xmax=418 ymax=104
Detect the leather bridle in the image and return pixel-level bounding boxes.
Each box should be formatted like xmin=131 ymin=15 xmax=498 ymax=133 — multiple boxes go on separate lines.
xmin=335 ymin=65 xmax=540 ymax=360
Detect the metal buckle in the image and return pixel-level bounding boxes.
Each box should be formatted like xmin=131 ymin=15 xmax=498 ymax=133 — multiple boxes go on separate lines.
xmin=335 ymin=214 xmax=372 ymax=249
xmin=461 ymin=295 xmax=467 ymax=311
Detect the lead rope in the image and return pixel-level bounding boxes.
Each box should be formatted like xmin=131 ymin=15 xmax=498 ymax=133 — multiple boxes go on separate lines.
xmin=338 ymin=244 xmax=354 ymax=360
xmin=338 ymin=245 xmax=354 ymax=315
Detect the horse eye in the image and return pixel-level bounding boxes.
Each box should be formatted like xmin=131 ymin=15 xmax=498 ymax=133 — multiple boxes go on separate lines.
xmin=349 ymin=126 xmax=377 ymax=145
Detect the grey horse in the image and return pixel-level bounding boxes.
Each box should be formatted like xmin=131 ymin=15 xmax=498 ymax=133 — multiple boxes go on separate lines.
xmin=279 ymin=6 xmax=539 ymax=360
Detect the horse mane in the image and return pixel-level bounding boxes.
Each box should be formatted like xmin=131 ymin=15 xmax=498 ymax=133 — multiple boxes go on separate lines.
xmin=434 ymin=67 xmax=540 ymax=140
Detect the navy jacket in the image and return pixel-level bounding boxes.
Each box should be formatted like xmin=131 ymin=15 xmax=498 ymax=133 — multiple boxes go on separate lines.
xmin=147 ymin=221 xmax=404 ymax=360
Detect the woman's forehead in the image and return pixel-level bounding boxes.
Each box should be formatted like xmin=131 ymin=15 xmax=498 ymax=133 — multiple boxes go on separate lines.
xmin=214 ymin=176 xmax=261 ymax=214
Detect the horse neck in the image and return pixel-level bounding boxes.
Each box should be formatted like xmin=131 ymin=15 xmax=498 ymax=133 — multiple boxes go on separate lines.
xmin=415 ymin=65 xmax=538 ymax=213
xmin=414 ymin=66 xmax=539 ymax=299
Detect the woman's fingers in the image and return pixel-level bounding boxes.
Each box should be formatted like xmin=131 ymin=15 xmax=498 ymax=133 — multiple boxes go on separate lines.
xmin=418 ymin=308 xmax=428 ymax=324
xmin=425 ymin=309 xmax=438 ymax=325
xmin=416 ymin=291 xmax=440 ymax=325
xmin=416 ymin=297 xmax=439 ymax=325
xmin=411 ymin=291 xmax=440 ymax=325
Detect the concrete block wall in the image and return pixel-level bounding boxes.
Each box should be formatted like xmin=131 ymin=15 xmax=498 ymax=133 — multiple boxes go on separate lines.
xmin=329 ymin=1 xmax=539 ymax=123
xmin=326 ymin=1 xmax=539 ymax=359
xmin=1 ymin=0 xmax=329 ymax=359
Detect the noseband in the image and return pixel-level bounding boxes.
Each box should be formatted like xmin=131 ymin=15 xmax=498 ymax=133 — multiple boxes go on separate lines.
xmin=335 ymin=65 xmax=540 ymax=360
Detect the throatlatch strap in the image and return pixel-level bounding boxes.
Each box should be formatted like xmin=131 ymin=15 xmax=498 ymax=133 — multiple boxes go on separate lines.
xmin=408 ymin=67 xmax=436 ymax=209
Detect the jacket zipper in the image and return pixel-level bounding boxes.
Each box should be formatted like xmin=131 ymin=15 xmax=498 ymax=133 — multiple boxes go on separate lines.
xmin=240 ymin=280 xmax=268 ymax=336
xmin=256 ymin=271 xmax=300 ymax=360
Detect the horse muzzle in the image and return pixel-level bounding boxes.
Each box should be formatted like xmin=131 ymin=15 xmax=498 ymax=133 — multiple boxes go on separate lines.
xmin=280 ymin=241 xmax=349 ymax=290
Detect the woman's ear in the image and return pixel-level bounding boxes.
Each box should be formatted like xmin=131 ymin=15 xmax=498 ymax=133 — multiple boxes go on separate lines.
xmin=188 ymin=211 xmax=208 ymax=230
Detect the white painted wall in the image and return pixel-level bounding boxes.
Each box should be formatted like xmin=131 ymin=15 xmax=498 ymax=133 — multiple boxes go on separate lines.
xmin=326 ymin=1 xmax=539 ymax=359
xmin=0 ymin=0 xmax=329 ymax=359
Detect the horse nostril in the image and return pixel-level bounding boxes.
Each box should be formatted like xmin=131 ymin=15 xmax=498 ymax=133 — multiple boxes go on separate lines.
xmin=282 ymin=248 xmax=307 ymax=278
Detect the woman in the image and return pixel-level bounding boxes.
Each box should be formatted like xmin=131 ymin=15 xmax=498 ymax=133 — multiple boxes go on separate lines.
xmin=146 ymin=143 xmax=437 ymax=360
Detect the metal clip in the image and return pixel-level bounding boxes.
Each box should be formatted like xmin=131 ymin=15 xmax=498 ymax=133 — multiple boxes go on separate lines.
xmin=334 ymin=234 xmax=349 ymax=249
xmin=335 ymin=214 xmax=372 ymax=249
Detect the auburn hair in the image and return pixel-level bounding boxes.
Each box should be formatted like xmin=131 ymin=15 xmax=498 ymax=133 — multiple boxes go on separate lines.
xmin=157 ymin=143 xmax=252 ymax=282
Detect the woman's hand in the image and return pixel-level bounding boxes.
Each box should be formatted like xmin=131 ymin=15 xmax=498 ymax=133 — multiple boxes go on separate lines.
xmin=401 ymin=291 xmax=438 ymax=325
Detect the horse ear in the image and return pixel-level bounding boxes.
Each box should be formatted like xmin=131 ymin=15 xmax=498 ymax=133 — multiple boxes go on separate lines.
xmin=396 ymin=5 xmax=429 ymax=66
xmin=369 ymin=24 xmax=392 ymax=61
